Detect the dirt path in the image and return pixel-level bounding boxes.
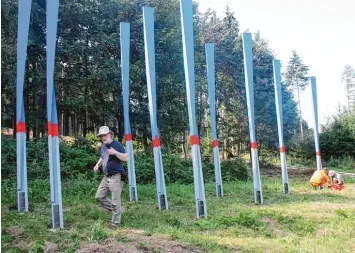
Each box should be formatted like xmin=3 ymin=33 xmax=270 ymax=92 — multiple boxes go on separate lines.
xmin=260 ymin=163 xmax=315 ymax=178
xmin=75 ymin=229 xmax=203 ymax=253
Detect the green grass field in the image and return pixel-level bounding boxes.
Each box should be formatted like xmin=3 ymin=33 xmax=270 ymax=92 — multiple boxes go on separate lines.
xmin=2 ymin=167 xmax=355 ymax=253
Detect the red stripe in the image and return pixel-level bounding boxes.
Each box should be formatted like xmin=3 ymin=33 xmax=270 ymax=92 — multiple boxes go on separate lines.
xmin=125 ymin=133 xmax=133 ymax=141
xmin=48 ymin=122 xmax=59 ymax=137
xmin=16 ymin=122 xmax=26 ymax=133
xmin=190 ymin=135 xmax=200 ymax=146
xmin=212 ymin=139 xmax=219 ymax=148
xmin=280 ymin=146 xmax=286 ymax=153
xmin=152 ymin=136 xmax=160 ymax=147
xmin=250 ymin=142 xmax=258 ymax=149
xmin=316 ymin=151 xmax=321 ymax=156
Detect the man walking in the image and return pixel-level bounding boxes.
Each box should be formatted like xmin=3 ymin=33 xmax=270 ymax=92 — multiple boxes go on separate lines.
xmin=94 ymin=126 xmax=128 ymax=229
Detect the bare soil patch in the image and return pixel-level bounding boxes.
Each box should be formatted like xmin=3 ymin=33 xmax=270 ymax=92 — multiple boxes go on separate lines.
xmin=44 ymin=242 xmax=60 ymax=253
xmin=7 ymin=226 xmax=30 ymax=251
xmin=75 ymin=229 xmax=203 ymax=253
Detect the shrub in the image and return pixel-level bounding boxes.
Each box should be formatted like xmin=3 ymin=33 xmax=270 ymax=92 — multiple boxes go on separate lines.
xmin=1 ymin=136 xmax=249 ymax=183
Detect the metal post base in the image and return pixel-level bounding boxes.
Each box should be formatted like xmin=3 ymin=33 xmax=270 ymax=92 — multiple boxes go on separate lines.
xmin=217 ymin=185 xmax=222 ymax=197
xmin=53 ymin=204 xmax=61 ymax=228
xmin=198 ymin=200 xmax=206 ymax=217
xmin=18 ymin=192 xmax=26 ymax=212
xmin=255 ymin=190 xmax=262 ymax=204
xmin=130 ymin=187 xmax=136 ymax=202
xmin=284 ymin=183 xmax=289 ymax=194
xmin=160 ymin=194 xmax=167 ymax=210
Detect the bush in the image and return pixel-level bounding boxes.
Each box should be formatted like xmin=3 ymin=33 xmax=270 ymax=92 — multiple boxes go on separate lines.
xmin=1 ymin=136 xmax=249 ymax=183
xmin=1 ymin=137 xmax=98 ymax=180
xmin=287 ymin=112 xmax=355 ymax=162
xmin=130 ymin=154 xmax=248 ymax=184
xmin=320 ymin=112 xmax=355 ymax=160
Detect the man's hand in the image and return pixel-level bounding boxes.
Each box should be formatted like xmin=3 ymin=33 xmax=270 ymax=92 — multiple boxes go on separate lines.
xmin=94 ymin=158 xmax=102 ymax=173
xmin=107 ymin=148 xmax=118 ymax=156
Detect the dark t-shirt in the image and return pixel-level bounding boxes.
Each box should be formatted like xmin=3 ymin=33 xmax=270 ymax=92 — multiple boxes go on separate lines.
xmin=100 ymin=140 xmax=126 ymax=175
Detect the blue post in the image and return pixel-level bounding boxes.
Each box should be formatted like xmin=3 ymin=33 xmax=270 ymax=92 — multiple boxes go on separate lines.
xmin=16 ymin=0 xmax=32 ymax=212
xmin=143 ymin=7 xmax=168 ymax=210
xmin=205 ymin=43 xmax=223 ymax=197
xmin=310 ymin=77 xmax=322 ymax=171
xmin=180 ymin=0 xmax=207 ymax=218
xmin=120 ymin=22 xmax=138 ymax=202
xmin=273 ymin=60 xmax=290 ymax=194
xmin=242 ymin=33 xmax=263 ymax=204
xmin=47 ymin=0 xmax=64 ymax=229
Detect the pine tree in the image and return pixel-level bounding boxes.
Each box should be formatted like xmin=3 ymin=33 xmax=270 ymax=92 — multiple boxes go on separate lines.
xmin=341 ymin=64 xmax=355 ymax=112
xmin=284 ymin=51 xmax=309 ymax=140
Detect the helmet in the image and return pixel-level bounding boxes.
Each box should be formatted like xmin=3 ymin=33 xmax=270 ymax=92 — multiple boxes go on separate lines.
xmin=329 ymin=170 xmax=336 ymax=177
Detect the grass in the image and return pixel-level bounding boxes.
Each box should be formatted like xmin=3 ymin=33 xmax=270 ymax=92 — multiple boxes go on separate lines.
xmin=1 ymin=169 xmax=355 ymax=253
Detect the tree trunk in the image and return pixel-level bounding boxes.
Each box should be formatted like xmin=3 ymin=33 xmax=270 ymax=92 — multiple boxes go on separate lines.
xmin=237 ymin=140 xmax=240 ymax=157
xmin=83 ymin=108 xmax=88 ymax=137
xmin=33 ymin=89 xmax=38 ymax=138
xmin=64 ymin=109 xmax=69 ymax=136
xmin=12 ymin=115 xmax=16 ymax=138
xmin=296 ymin=81 xmax=304 ymax=140
xmin=182 ymin=134 xmax=187 ymax=160
xmin=25 ymin=71 xmax=30 ymax=140
xmin=142 ymin=116 xmax=149 ymax=154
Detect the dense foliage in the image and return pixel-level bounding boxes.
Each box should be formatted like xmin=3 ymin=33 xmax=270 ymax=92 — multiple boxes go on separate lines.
xmin=1 ymin=0 xmax=300 ymax=157
xmin=288 ymin=111 xmax=355 ymax=162
xmin=1 ymin=137 xmax=248 ymax=183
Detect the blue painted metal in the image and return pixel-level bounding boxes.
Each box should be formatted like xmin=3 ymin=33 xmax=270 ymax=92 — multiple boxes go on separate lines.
xmin=16 ymin=0 xmax=32 ymax=212
xmin=205 ymin=43 xmax=223 ymax=197
xmin=273 ymin=60 xmax=290 ymax=194
xmin=310 ymin=77 xmax=322 ymax=171
xmin=180 ymin=0 xmax=207 ymax=218
xmin=47 ymin=0 xmax=64 ymax=229
xmin=242 ymin=33 xmax=263 ymax=204
xmin=143 ymin=7 xmax=168 ymax=210
xmin=120 ymin=22 xmax=138 ymax=202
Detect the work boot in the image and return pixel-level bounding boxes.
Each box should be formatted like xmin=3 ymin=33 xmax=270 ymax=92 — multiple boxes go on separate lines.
xmin=109 ymin=223 xmax=120 ymax=230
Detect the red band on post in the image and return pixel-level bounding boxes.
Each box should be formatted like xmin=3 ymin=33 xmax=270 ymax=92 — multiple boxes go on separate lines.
xmin=212 ymin=139 xmax=219 ymax=148
xmin=16 ymin=122 xmax=26 ymax=133
xmin=280 ymin=146 xmax=286 ymax=153
xmin=48 ymin=122 xmax=59 ymax=137
xmin=152 ymin=137 xmax=160 ymax=147
xmin=125 ymin=134 xmax=133 ymax=141
xmin=250 ymin=142 xmax=258 ymax=149
xmin=316 ymin=151 xmax=321 ymax=156
xmin=190 ymin=135 xmax=200 ymax=146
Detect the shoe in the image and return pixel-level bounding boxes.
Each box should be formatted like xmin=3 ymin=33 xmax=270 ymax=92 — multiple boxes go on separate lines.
xmin=109 ymin=223 xmax=120 ymax=230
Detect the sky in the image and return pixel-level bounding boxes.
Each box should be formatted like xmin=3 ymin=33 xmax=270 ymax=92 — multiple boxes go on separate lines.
xmin=196 ymin=0 xmax=355 ymax=128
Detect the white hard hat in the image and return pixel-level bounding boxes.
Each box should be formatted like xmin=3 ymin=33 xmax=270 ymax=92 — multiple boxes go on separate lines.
xmin=329 ymin=170 xmax=336 ymax=177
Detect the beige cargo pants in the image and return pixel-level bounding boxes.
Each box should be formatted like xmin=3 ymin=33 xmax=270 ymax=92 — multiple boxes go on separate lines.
xmin=95 ymin=174 xmax=124 ymax=224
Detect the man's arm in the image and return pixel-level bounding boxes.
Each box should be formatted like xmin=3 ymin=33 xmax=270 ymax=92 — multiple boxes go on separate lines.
xmin=94 ymin=158 xmax=103 ymax=172
xmin=107 ymin=142 xmax=129 ymax=162
xmin=114 ymin=151 xmax=129 ymax=162
xmin=96 ymin=157 xmax=103 ymax=166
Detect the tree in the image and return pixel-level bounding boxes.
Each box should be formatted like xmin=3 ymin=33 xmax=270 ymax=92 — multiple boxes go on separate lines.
xmin=341 ymin=64 xmax=355 ymax=112
xmin=1 ymin=0 xmax=300 ymax=158
xmin=284 ymin=51 xmax=309 ymax=140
